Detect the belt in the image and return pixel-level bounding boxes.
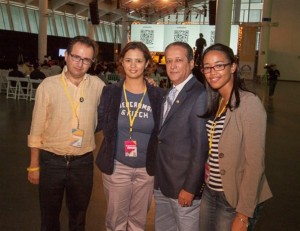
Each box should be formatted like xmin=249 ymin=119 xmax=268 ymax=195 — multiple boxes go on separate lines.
xmin=45 ymin=151 xmax=92 ymax=162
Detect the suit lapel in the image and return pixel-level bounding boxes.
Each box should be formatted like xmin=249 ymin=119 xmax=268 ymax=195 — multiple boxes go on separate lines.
xmin=160 ymin=77 xmax=197 ymax=128
xmin=159 ymin=89 xmax=169 ymax=128
xmin=222 ymin=92 xmax=239 ymax=130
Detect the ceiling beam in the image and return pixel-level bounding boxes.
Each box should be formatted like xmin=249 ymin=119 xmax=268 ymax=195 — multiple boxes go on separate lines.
xmin=50 ymin=0 xmax=70 ymax=11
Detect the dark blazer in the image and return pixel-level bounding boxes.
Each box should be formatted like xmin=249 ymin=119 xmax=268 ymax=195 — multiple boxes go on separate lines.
xmin=154 ymin=76 xmax=208 ymax=199
xmin=95 ymin=79 xmax=164 ymax=176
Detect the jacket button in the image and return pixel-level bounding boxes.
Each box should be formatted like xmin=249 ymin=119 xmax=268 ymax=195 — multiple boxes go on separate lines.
xmin=219 ymin=153 xmax=224 ymax=158
xmin=220 ymin=169 xmax=226 ymax=175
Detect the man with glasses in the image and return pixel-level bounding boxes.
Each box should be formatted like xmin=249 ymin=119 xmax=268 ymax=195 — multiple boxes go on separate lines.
xmin=27 ymin=36 xmax=105 ymax=231
xmin=154 ymin=42 xmax=208 ymax=231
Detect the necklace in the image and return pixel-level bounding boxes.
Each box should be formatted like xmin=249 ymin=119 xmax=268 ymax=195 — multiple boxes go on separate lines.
xmin=208 ymin=98 xmax=227 ymax=155
xmin=215 ymin=98 xmax=227 ymax=119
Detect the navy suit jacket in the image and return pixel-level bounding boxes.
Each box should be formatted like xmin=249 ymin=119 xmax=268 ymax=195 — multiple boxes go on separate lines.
xmin=154 ymin=76 xmax=208 ymax=199
xmin=95 ymin=79 xmax=164 ymax=176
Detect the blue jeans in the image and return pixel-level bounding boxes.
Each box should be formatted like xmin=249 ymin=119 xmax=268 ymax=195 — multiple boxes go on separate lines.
xmin=199 ymin=187 xmax=264 ymax=231
xmin=39 ymin=150 xmax=93 ymax=231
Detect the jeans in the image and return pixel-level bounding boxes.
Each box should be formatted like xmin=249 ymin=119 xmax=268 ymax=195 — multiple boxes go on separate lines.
xmin=199 ymin=187 xmax=264 ymax=231
xmin=39 ymin=150 xmax=93 ymax=231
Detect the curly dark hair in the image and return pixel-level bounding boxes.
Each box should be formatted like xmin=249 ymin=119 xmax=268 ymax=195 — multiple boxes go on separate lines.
xmin=117 ymin=41 xmax=156 ymax=78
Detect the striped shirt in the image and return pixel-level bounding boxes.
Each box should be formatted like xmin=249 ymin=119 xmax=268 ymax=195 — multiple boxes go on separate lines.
xmin=206 ymin=111 xmax=226 ymax=191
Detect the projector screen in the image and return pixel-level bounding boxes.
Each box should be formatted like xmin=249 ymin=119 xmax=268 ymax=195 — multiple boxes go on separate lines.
xmin=131 ymin=24 xmax=239 ymax=54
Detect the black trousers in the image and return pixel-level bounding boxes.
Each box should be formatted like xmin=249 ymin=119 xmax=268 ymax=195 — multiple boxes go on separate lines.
xmin=39 ymin=150 xmax=93 ymax=231
xmin=194 ymin=49 xmax=204 ymax=65
xmin=269 ymin=80 xmax=277 ymax=96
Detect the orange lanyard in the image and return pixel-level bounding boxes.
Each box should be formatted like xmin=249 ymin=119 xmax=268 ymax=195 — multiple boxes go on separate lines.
xmin=208 ymin=98 xmax=227 ymax=155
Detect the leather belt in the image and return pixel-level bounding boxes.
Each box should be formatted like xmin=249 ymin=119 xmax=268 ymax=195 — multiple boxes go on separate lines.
xmin=45 ymin=151 xmax=92 ymax=162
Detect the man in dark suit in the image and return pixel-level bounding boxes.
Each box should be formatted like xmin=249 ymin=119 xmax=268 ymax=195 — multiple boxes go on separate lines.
xmin=154 ymin=42 xmax=208 ymax=231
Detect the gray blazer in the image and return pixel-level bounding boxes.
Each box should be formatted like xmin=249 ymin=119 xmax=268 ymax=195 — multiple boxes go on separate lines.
xmin=219 ymin=91 xmax=272 ymax=217
xmin=154 ymin=76 xmax=208 ymax=199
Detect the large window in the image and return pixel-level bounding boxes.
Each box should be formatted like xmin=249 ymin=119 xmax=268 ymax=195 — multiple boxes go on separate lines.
xmin=10 ymin=5 xmax=27 ymax=32
xmin=0 ymin=1 xmax=264 ymax=41
xmin=0 ymin=1 xmax=263 ymax=42
xmin=27 ymin=9 xmax=38 ymax=33
xmin=54 ymin=14 xmax=67 ymax=37
xmin=240 ymin=1 xmax=263 ymax=22
xmin=66 ymin=15 xmax=77 ymax=38
xmin=0 ymin=4 xmax=9 ymax=30
xmin=77 ymin=17 xmax=87 ymax=36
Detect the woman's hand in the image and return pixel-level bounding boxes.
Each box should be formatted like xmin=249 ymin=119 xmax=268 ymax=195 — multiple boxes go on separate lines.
xmin=231 ymin=213 xmax=249 ymax=231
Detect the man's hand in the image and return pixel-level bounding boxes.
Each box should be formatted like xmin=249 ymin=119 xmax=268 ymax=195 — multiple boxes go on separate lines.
xmin=28 ymin=169 xmax=40 ymax=185
xmin=145 ymin=77 xmax=157 ymax=87
xmin=178 ymin=189 xmax=194 ymax=207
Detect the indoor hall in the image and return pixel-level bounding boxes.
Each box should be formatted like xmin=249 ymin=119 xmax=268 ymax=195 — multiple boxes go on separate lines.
xmin=0 ymin=80 xmax=299 ymax=231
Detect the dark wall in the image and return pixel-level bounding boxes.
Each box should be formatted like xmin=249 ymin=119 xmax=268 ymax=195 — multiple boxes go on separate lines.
xmin=0 ymin=30 xmax=118 ymax=68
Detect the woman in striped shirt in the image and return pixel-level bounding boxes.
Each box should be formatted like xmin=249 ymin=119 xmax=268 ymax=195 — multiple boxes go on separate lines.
xmin=199 ymin=43 xmax=272 ymax=231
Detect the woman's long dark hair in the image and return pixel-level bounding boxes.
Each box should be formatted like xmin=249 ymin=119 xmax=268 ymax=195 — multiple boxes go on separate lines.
xmin=201 ymin=43 xmax=251 ymax=117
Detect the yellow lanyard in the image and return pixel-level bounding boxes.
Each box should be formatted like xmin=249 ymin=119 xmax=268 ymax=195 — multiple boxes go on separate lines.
xmin=208 ymin=98 xmax=227 ymax=155
xmin=60 ymin=75 xmax=87 ymax=129
xmin=123 ymin=82 xmax=147 ymax=139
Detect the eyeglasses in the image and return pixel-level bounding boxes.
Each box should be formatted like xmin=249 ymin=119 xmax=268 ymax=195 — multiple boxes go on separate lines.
xmin=69 ymin=53 xmax=94 ymax=65
xmin=201 ymin=63 xmax=231 ymax=74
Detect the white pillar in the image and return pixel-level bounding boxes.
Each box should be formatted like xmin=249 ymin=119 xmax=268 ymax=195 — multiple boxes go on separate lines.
xmin=87 ymin=23 xmax=95 ymax=40
xmin=121 ymin=17 xmax=129 ymax=50
xmin=38 ymin=0 xmax=48 ymax=63
xmin=215 ymin=0 xmax=233 ymax=45
xmin=257 ymin=0 xmax=273 ymax=77
xmin=233 ymin=0 xmax=241 ymax=25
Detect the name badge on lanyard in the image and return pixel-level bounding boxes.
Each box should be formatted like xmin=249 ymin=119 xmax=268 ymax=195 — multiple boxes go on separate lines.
xmin=71 ymin=128 xmax=84 ymax=148
xmin=60 ymin=74 xmax=86 ymax=148
xmin=123 ymin=82 xmax=146 ymax=158
xmin=124 ymin=140 xmax=137 ymax=157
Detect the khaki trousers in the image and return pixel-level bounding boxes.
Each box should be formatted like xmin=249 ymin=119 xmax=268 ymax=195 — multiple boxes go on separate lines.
xmin=102 ymin=161 xmax=154 ymax=231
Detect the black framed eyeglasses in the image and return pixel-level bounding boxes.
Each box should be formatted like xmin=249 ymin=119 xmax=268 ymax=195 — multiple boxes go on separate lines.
xmin=69 ymin=53 xmax=94 ymax=65
xmin=201 ymin=63 xmax=231 ymax=74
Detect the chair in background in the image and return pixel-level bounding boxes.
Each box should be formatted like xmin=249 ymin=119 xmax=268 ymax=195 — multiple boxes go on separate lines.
xmin=28 ymin=79 xmax=42 ymax=101
xmin=6 ymin=76 xmax=20 ymax=99
xmin=106 ymin=73 xmax=119 ymax=84
xmin=0 ymin=69 xmax=9 ymax=93
xmin=17 ymin=78 xmax=30 ymax=100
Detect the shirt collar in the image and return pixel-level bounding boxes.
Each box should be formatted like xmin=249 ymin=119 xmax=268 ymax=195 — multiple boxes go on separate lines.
xmin=172 ymin=73 xmax=193 ymax=92
xmin=62 ymin=66 xmax=88 ymax=86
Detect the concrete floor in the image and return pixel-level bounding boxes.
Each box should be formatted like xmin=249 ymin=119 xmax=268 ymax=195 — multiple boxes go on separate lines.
xmin=0 ymin=80 xmax=299 ymax=231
